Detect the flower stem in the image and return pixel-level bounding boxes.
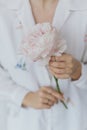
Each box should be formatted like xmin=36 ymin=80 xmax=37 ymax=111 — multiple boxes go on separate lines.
xmin=54 ymin=76 xmax=68 ymax=109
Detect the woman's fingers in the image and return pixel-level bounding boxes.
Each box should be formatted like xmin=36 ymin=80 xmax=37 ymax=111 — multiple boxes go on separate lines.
xmin=49 ymin=66 xmax=65 ymax=74
xmin=41 ymin=104 xmax=51 ymax=109
xmin=23 ymin=86 xmax=64 ymax=109
xmin=49 ymin=66 xmax=72 ymax=75
xmin=49 ymin=61 xmax=66 ymax=68
xmin=41 ymin=98 xmax=55 ymax=105
xmin=54 ymin=54 xmax=73 ymax=62
xmin=41 ymin=87 xmax=64 ymax=101
xmin=49 ymin=68 xmax=70 ymax=79
xmin=49 ymin=54 xmax=76 ymax=79
xmin=39 ymin=90 xmax=58 ymax=103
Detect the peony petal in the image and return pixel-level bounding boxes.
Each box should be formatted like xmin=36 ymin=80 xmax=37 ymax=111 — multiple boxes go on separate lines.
xmin=18 ymin=23 xmax=67 ymax=67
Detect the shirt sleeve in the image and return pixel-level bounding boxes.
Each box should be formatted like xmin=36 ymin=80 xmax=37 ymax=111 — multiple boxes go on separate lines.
xmin=71 ymin=62 xmax=87 ymax=89
xmin=0 ymin=65 xmax=29 ymax=108
xmin=71 ymin=20 xmax=87 ymax=89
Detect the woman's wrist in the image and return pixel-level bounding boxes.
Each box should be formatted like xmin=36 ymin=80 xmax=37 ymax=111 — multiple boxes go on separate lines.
xmin=71 ymin=63 xmax=82 ymax=81
xmin=22 ymin=92 xmax=34 ymax=108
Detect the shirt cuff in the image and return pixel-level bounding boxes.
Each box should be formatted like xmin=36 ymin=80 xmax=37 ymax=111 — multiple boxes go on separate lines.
xmin=7 ymin=87 xmax=29 ymax=116
xmin=71 ymin=63 xmax=87 ymax=89
xmin=11 ymin=86 xmax=29 ymax=107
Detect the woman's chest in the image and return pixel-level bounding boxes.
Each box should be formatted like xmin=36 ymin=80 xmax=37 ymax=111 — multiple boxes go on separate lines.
xmin=29 ymin=0 xmax=58 ymax=24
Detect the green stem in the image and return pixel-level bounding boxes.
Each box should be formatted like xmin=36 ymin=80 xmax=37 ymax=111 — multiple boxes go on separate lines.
xmin=54 ymin=76 xmax=61 ymax=93
xmin=54 ymin=76 xmax=68 ymax=109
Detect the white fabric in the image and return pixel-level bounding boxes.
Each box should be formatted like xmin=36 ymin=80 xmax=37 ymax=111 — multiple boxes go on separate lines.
xmin=0 ymin=0 xmax=87 ymax=130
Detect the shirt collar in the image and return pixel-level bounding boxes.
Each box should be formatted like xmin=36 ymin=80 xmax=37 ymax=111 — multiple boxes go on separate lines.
xmin=0 ymin=0 xmax=23 ymax=10
xmin=69 ymin=0 xmax=87 ymax=11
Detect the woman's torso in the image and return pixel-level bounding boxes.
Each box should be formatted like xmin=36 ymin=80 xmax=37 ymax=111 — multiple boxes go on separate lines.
xmin=0 ymin=0 xmax=87 ymax=130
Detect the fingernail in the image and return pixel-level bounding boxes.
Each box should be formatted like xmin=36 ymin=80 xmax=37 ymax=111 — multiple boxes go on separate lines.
xmin=62 ymin=97 xmax=65 ymax=102
xmin=60 ymin=95 xmax=64 ymax=100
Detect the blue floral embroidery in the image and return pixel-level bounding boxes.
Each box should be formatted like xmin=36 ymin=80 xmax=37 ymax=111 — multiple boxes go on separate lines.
xmin=15 ymin=58 xmax=27 ymax=71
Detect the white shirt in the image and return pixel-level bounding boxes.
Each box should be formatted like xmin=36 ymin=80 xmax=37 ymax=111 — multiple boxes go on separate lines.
xmin=0 ymin=0 xmax=87 ymax=130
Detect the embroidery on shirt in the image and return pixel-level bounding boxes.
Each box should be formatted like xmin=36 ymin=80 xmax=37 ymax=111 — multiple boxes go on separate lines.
xmin=15 ymin=57 xmax=27 ymax=70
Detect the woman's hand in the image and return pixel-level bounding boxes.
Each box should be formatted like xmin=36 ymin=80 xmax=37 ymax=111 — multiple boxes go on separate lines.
xmin=49 ymin=54 xmax=82 ymax=81
xmin=22 ymin=87 xmax=64 ymax=109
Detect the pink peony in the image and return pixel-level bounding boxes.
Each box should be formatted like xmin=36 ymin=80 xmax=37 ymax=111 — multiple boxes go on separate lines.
xmin=18 ymin=23 xmax=67 ymax=65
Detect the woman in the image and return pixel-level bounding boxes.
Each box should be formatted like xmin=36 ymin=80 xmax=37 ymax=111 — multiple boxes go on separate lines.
xmin=0 ymin=0 xmax=87 ymax=130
